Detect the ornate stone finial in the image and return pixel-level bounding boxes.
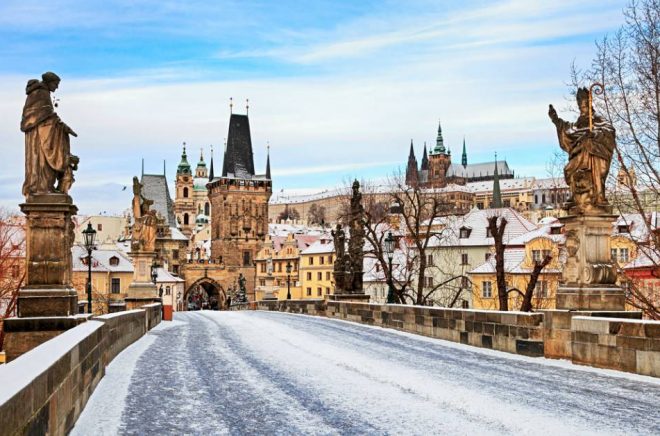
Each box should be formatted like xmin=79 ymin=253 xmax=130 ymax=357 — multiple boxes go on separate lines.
xmin=183 ymin=141 xmax=187 ymax=153
xmin=230 ymin=97 xmax=233 ymax=114
xmin=246 ymin=98 xmax=249 ymax=115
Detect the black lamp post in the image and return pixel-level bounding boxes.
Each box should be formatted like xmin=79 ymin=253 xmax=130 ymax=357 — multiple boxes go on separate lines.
xmin=82 ymin=223 xmax=97 ymax=314
xmin=151 ymin=262 xmax=158 ymax=285
xmin=286 ymin=262 xmax=292 ymax=300
xmin=384 ymin=231 xmax=395 ymax=304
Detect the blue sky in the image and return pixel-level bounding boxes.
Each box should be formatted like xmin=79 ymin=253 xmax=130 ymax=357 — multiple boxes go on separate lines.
xmin=0 ymin=0 xmax=626 ymax=214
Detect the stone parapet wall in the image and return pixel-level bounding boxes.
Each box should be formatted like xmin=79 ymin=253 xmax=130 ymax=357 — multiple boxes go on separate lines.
xmin=142 ymin=303 xmax=163 ymax=331
xmin=258 ymin=299 xmax=326 ymax=317
xmin=326 ymin=302 xmax=545 ymax=357
xmin=540 ymin=310 xmax=642 ymax=360
xmin=0 ymin=304 xmax=162 ymax=436
xmin=571 ymin=316 xmax=660 ymax=377
xmin=257 ymin=300 xmax=544 ymax=357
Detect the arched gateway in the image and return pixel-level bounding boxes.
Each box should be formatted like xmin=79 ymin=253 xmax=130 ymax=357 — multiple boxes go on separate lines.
xmin=185 ymin=277 xmax=226 ymax=311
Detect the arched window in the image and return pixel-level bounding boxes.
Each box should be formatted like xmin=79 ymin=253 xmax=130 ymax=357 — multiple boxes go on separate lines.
xmin=183 ymin=187 xmax=189 ymax=198
xmin=204 ymin=202 xmax=210 ymax=216
xmin=184 ymin=213 xmax=189 ymax=225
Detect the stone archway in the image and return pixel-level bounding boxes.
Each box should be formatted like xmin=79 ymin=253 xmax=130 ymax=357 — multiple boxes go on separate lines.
xmin=185 ymin=277 xmax=227 ymax=311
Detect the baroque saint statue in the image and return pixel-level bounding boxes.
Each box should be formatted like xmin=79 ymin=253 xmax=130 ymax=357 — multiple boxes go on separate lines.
xmin=549 ymin=86 xmax=615 ymax=215
xmin=21 ymin=72 xmax=79 ymax=197
xmin=131 ymin=176 xmax=157 ymax=252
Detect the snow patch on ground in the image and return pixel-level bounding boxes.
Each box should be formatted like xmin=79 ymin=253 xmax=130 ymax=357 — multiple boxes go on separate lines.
xmin=71 ymin=319 xmax=185 ymax=436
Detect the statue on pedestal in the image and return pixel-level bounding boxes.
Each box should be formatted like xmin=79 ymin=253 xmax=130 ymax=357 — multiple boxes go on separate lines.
xmin=332 ymin=224 xmax=347 ymax=293
xmin=348 ymin=180 xmax=365 ymax=293
xmin=549 ymin=86 xmax=624 ymax=309
xmin=549 ymin=85 xmax=615 ymax=215
xmin=131 ymin=176 xmax=157 ymax=252
xmin=21 ymin=72 xmax=79 ymax=198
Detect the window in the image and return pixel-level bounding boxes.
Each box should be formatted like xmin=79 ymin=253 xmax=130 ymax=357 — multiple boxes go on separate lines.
xmin=503 ymin=199 xmax=511 ymax=207
xmin=183 ymin=187 xmax=189 ymax=198
xmin=427 ymin=254 xmax=433 ymax=266
xmin=172 ymin=265 xmax=179 ymax=275
xmin=611 ymin=248 xmax=618 ymax=261
xmin=306 ymin=272 xmax=312 ymax=280
xmin=277 ymin=263 xmax=282 ymax=272
xmin=183 ymin=213 xmax=189 ymax=225
xmin=485 ymin=252 xmax=492 ymax=261
xmin=424 ymin=276 xmax=433 ymax=288
xmin=260 ymin=263 xmax=266 ymax=273
xmin=205 ymin=202 xmax=210 ymax=216
xmin=243 ymin=251 xmax=251 ymax=266
xmin=486 ymin=227 xmax=493 ymax=238
xmin=532 ymin=250 xmax=541 ymax=262
xmin=173 ymin=250 xmax=179 ymax=260
xmin=317 ymin=272 xmax=322 ymax=281
xmin=328 ymin=255 xmax=333 ymax=263
xmin=317 ymin=287 xmax=322 ymax=296
xmin=618 ymin=225 xmax=630 ymax=234
xmin=309 ymin=257 xmax=314 ymax=266
xmin=461 ymin=276 xmax=469 ymax=288
xmin=535 ymin=280 xmax=548 ymax=298
xmin=542 ymin=194 xmax=546 ymax=203
xmin=619 ymin=248 xmax=629 ymax=263
xmin=259 ymin=279 xmax=266 ymax=286
xmin=459 ymin=228 xmax=471 ymax=238
xmin=306 ymin=287 xmax=312 ymax=296
xmin=326 ymin=272 xmax=331 ymax=280
xmin=534 ymin=194 xmax=538 ymax=204
xmin=461 ymin=253 xmax=468 ymax=265
xmin=320 ymin=256 xmax=325 ymax=265
xmin=542 ymin=249 xmax=551 ymax=259
xmin=482 ymin=281 xmax=492 ymax=298
xmin=11 ymin=265 xmax=19 ymax=278
xmin=550 ymin=226 xmax=561 ymax=235
xmin=462 ymin=300 xmax=469 ymax=309
xmin=166 ymin=286 xmax=171 ymax=296
xmin=326 ymin=287 xmax=330 ymax=294
xmin=477 ymin=202 xmax=484 ymax=209
xmin=109 ymin=256 xmax=119 ymax=266
xmin=111 ymin=278 xmax=120 ymax=294
xmin=97 ymin=223 xmax=103 ymax=231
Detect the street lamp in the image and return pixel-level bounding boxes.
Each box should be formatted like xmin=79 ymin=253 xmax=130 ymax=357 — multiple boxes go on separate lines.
xmin=82 ymin=223 xmax=97 ymax=314
xmin=286 ymin=262 xmax=292 ymax=300
xmin=384 ymin=231 xmax=395 ymax=304
xmin=151 ymin=261 xmax=158 ymax=285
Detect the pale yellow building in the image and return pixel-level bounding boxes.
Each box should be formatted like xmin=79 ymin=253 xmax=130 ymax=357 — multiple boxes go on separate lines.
xmin=469 ymin=221 xmax=564 ymax=310
xmin=300 ymin=235 xmax=335 ymax=299
xmin=71 ymin=245 xmax=134 ymax=314
xmin=75 ymin=215 xmax=128 ymax=245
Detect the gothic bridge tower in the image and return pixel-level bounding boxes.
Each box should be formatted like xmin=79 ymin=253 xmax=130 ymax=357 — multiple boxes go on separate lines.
xmin=208 ymin=111 xmax=271 ymax=301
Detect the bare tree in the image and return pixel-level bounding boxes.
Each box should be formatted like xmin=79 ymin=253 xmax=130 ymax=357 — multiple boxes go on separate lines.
xmin=572 ymin=0 xmax=660 ymax=318
xmin=0 ymin=210 xmax=25 ymax=350
xmin=307 ymin=203 xmax=326 ymax=226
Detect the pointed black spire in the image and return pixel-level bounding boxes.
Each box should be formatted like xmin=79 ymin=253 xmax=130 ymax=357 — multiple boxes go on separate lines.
xmin=266 ymin=142 xmax=271 ymax=179
xmin=222 ymin=114 xmax=255 ymax=178
xmin=406 ymin=139 xmax=419 ymax=186
xmin=461 ymin=136 xmax=467 ymax=167
xmin=421 ymin=141 xmax=429 ymax=171
xmin=492 ymin=152 xmax=502 ymax=208
xmin=209 ymin=145 xmax=215 ymax=180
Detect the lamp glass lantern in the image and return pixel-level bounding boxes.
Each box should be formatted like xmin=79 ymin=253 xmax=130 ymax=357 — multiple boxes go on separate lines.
xmin=82 ymin=223 xmax=97 ymax=250
xmin=384 ymin=232 xmax=395 ymax=260
xmin=286 ymin=262 xmax=292 ymax=274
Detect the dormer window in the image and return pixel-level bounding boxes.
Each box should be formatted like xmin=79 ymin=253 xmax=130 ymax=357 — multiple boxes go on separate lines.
xmin=459 ymin=227 xmax=471 ymax=239
xmin=550 ymin=226 xmax=562 ymax=235
xmin=618 ymin=224 xmax=630 ymax=234
xmin=109 ymin=256 xmax=119 ymax=266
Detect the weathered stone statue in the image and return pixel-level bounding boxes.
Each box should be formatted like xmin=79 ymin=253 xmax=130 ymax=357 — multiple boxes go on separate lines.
xmin=21 ymin=72 xmax=79 ymax=197
xmin=348 ymin=180 xmax=365 ymax=293
xmin=131 ymin=176 xmax=157 ymax=252
xmin=549 ymin=87 xmax=615 ymax=215
xmin=549 ymin=86 xmax=623 ymax=310
xmin=332 ymin=224 xmax=347 ymax=293
xmin=238 ymin=273 xmax=247 ymax=303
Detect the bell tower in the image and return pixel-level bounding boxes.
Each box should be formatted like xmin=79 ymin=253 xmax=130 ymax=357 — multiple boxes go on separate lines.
xmin=174 ymin=142 xmax=195 ymax=236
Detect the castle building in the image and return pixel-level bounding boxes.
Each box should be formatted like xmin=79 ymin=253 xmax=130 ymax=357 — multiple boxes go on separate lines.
xmin=406 ymin=121 xmax=514 ymax=188
xmin=207 ymin=112 xmax=272 ymax=301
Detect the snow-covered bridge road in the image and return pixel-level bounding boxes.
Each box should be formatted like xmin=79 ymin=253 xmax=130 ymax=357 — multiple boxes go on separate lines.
xmin=73 ymin=311 xmax=660 ymax=435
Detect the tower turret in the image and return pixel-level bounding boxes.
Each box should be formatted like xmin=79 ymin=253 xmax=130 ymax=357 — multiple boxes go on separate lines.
xmin=433 ymin=120 xmax=446 ymax=154
xmin=420 ymin=142 xmax=429 ymax=171
xmin=461 ymin=137 xmax=468 ymax=167
xmin=492 ymin=153 xmax=502 ymax=208
xmin=405 ymin=139 xmax=419 ymax=186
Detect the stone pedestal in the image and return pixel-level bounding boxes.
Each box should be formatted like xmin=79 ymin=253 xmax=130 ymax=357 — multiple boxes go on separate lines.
xmin=125 ymin=251 xmax=159 ymax=310
xmin=327 ymin=293 xmax=371 ymax=303
xmin=557 ymin=214 xmax=625 ymax=311
xmin=17 ymin=194 xmax=78 ymax=317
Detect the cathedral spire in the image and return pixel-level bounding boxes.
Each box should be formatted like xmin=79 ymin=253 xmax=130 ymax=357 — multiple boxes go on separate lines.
xmin=406 ymin=139 xmax=419 ymax=186
xmin=462 ymin=136 xmax=467 ymax=167
xmin=492 ymin=152 xmax=502 ymax=208
xmin=433 ymin=119 xmax=446 ymax=154
xmin=421 ymin=141 xmax=429 ymax=171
